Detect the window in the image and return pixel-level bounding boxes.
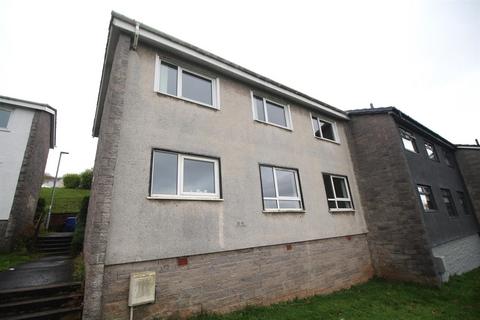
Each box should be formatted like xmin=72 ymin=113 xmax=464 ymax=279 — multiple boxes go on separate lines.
xmin=322 ymin=174 xmax=354 ymax=211
xmin=457 ymin=191 xmax=470 ymax=215
xmin=151 ymin=150 xmax=220 ymax=199
xmin=444 ymin=150 xmax=455 ymax=167
xmin=252 ymin=94 xmax=291 ymax=129
xmin=0 ymin=107 xmax=11 ymax=129
xmin=260 ymin=165 xmax=303 ymax=211
xmin=441 ymin=189 xmax=457 ymax=217
xmin=400 ymin=128 xmax=418 ymax=153
xmin=424 ymin=141 xmax=438 ymax=161
xmin=155 ymin=57 xmax=219 ymax=108
xmin=417 ymin=185 xmax=436 ymax=211
xmin=311 ymin=116 xmax=337 ymax=142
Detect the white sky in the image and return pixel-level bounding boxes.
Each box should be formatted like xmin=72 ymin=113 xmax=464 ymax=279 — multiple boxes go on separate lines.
xmin=0 ymin=0 xmax=479 ymax=176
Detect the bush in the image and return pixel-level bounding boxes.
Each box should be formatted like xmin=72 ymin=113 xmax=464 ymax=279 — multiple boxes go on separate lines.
xmin=63 ymin=173 xmax=80 ymax=189
xmin=79 ymin=169 xmax=93 ymax=189
xmin=71 ymin=196 xmax=89 ymax=255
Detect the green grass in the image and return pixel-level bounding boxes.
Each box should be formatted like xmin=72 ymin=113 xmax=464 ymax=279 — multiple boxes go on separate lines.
xmin=40 ymin=187 xmax=90 ymax=214
xmin=0 ymin=249 xmax=39 ymax=272
xmin=189 ymin=268 xmax=480 ymax=320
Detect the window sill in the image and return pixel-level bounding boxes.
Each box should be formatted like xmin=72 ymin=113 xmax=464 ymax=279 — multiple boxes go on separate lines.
xmin=254 ymin=119 xmax=292 ymax=132
xmin=423 ymin=209 xmax=437 ymax=213
xmin=155 ymin=91 xmax=220 ymax=111
xmin=0 ymin=128 xmax=10 ymax=132
xmin=329 ymin=209 xmax=356 ymax=213
xmin=314 ymin=136 xmax=340 ymax=145
xmin=263 ymin=210 xmax=306 ymax=214
xmin=147 ymin=196 xmax=223 ymax=201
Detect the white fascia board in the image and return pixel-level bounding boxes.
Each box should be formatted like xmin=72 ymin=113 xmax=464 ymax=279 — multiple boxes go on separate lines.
xmin=0 ymin=96 xmax=56 ymax=116
xmin=456 ymin=146 xmax=480 ymax=150
xmin=112 ymin=18 xmax=349 ymax=121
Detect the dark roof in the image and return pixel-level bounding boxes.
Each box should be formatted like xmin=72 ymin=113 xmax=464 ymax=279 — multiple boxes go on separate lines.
xmin=347 ymin=107 xmax=456 ymax=149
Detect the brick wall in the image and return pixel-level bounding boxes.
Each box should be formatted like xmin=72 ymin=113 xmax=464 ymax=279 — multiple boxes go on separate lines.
xmin=101 ymin=234 xmax=373 ymax=320
xmin=83 ymin=33 xmax=131 ymax=319
xmin=0 ymin=111 xmax=51 ymax=252
xmin=456 ymin=149 xmax=480 ymax=222
xmin=347 ymin=113 xmax=439 ymax=284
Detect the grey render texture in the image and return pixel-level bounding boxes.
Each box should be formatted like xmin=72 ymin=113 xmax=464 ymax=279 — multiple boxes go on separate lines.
xmin=0 ymin=96 xmax=56 ymax=252
xmin=84 ymin=12 xmax=480 ymax=319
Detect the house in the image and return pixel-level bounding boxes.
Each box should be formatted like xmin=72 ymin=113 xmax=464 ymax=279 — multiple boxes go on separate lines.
xmin=84 ymin=12 xmax=480 ymax=320
xmin=0 ymin=95 xmax=56 ymax=252
xmin=84 ymin=12 xmax=372 ymax=319
xmin=347 ymin=107 xmax=480 ymax=282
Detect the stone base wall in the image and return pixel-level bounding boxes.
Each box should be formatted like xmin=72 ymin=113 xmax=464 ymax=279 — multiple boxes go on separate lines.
xmin=101 ymin=234 xmax=373 ymax=319
xmin=432 ymin=233 xmax=480 ymax=280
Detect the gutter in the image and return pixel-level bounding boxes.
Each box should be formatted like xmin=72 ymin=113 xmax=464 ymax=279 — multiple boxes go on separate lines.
xmin=93 ymin=12 xmax=349 ymax=136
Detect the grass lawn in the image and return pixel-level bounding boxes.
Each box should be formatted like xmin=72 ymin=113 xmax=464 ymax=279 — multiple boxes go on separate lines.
xmin=0 ymin=249 xmax=40 ymax=272
xmin=190 ymin=268 xmax=480 ymax=320
xmin=40 ymin=187 xmax=90 ymax=214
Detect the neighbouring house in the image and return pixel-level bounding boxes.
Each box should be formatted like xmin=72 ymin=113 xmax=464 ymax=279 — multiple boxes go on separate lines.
xmin=0 ymin=95 xmax=56 ymax=252
xmin=84 ymin=12 xmax=480 ymax=320
xmin=347 ymin=107 xmax=480 ymax=283
xmin=42 ymin=176 xmax=64 ymax=188
xmin=84 ymin=12 xmax=372 ymax=319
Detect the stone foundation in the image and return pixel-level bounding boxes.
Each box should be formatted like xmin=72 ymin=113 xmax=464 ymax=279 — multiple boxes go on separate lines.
xmin=100 ymin=234 xmax=373 ymax=319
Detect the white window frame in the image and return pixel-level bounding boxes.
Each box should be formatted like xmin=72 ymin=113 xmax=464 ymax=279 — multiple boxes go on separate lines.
xmin=310 ymin=113 xmax=340 ymax=143
xmin=154 ymin=55 xmax=220 ymax=109
xmin=417 ymin=184 xmax=437 ymax=212
xmin=424 ymin=141 xmax=438 ymax=161
xmin=251 ymin=91 xmax=293 ymax=130
xmin=324 ymin=174 xmax=354 ymax=212
xmin=150 ymin=150 xmax=221 ymax=200
xmin=0 ymin=106 xmax=13 ymax=131
xmin=261 ymin=165 xmax=303 ymax=212
xmin=400 ymin=128 xmax=418 ymax=153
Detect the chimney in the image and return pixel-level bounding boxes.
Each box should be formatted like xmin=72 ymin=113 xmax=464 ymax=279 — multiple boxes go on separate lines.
xmin=370 ymin=103 xmax=374 ymax=109
xmin=476 ymin=139 xmax=479 ymax=146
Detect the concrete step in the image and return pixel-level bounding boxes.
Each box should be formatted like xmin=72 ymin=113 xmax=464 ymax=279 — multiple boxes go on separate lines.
xmin=0 ymin=293 xmax=82 ymax=317
xmin=36 ymin=245 xmax=71 ymax=252
xmin=0 ymin=282 xmax=81 ymax=304
xmin=0 ymin=306 xmax=82 ymax=320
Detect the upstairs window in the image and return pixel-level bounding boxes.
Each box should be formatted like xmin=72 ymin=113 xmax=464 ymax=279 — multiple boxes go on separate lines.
xmin=311 ymin=116 xmax=338 ymax=142
xmin=400 ymin=128 xmax=418 ymax=153
xmin=417 ymin=185 xmax=436 ymax=211
xmin=424 ymin=141 xmax=438 ymax=161
xmin=260 ymin=165 xmax=303 ymax=211
xmin=0 ymin=107 xmax=11 ymax=129
xmin=441 ymin=189 xmax=457 ymax=217
xmin=155 ymin=57 xmax=219 ymax=108
xmin=444 ymin=150 xmax=455 ymax=167
xmin=323 ymin=174 xmax=354 ymax=211
xmin=457 ymin=191 xmax=471 ymax=215
xmin=151 ymin=150 xmax=220 ymax=199
xmin=252 ymin=94 xmax=292 ymax=129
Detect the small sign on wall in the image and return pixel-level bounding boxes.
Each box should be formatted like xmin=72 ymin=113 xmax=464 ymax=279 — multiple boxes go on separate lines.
xmin=128 ymin=271 xmax=156 ymax=307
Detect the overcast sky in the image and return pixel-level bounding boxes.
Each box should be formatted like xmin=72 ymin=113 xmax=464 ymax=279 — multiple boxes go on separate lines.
xmin=1 ymin=0 xmax=479 ymax=176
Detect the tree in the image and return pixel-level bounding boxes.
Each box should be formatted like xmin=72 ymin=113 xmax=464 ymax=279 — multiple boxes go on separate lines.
xmin=63 ymin=173 xmax=81 ymax=189
xmin=79 ymin=169 xmax=93 ymax=189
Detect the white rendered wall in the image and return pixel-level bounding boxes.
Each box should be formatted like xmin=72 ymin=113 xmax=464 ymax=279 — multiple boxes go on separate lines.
xmin=0 ymin=107 xmax=34 ymax=220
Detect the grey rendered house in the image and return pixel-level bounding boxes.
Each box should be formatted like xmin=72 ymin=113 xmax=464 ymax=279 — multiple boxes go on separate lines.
xmin=0 ymin=95 xmax=56 ymax=252
xmin=85 ymin=12 xmax=373 ymax=319
xmin=348 ymin=107 xmax=480 ymax=283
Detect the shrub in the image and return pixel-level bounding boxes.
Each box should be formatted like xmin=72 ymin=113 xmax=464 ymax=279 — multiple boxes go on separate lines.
xmin=71 ymin=196 xmax=89 ymax=255
xmin=79 ymin=169 xmax=93 ymax=189
xmin=63 ymin=173 xmax=80 ymax=189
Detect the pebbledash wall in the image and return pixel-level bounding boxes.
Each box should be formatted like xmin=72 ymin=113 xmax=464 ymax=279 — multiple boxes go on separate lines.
xmin=0 ymin=97 xmax=55 ymax=252
xmin=84 ymin=15 xmax=373 ymax=320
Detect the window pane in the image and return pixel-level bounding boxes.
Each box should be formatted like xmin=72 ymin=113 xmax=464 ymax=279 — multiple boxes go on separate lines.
xmin=0 ymin=109 xmax=11 ymax=128
xmin=333 ymin=177 xmax=348 ymax=198
xmin=264 ymin=199 xmax=278 ymax=209
xmin=444 ymin=151 xmax=454 ymax=167
xmin=320 ymin=120 xmax=335 ymax=140
xmin=260 ymin=166 xmax=276 ymax=197
xmin=266 ymin=101 xmax=287 ymax=127
xmin=400 ymin=129 xmax=417 ymax=152
xmin=328 ymin=200 xmax=337 ymax=209
xmin=279 ymin=200 xmax=301 ymax=209
xmin=323 ymin=175 xmax=335 ymax=198
xmin=152 ymin=151 xmax=178 ymax=195
xmin=425 ymin=142 xmax=438 ymax=160
xmin=254 ymin=96 xmax=265 ymax=121
xmin=441 ymin=189 xmax=457 ymax=216
xmin=159 ymin=62 xmax=178 ymax=96
xmin=275 ymin=169 xmax=298 ymax=197
xmin=418 ymin=185 xmax=436 ymax=211
xmin=337 ymin=201 xmax=352 ymax=209
xmin=182 ymin=71 xmax=213 ymax=105
xmin=183 ymin=158 xmax=215 ymax=193
xmin=312 ymin=117 xmax=321 ymax=137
